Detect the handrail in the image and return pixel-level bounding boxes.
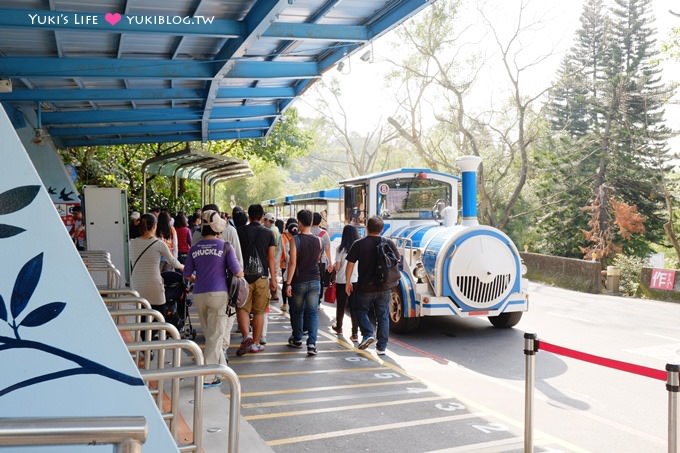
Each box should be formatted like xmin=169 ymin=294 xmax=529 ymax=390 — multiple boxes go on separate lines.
xmin=103 ymin=297 xmax=153 ymax=311
xmin=110 ymin=308 xmax=166 ymax=325
xmin=84 ymin=263 xmax=121 ymax=288
xmin=0 ymin=416 xmax=147 ymax=452
xmin=117 ymin=322 xmax=180 ymax=409
xmin=127 ymin=340 xmax=204 ymax=440
xmin=118 ymin=322 xmax=181 ymax=340
xmin=141 ymin=364 xmax=241 ymax=453
xmin=101 ymin=289 xmax=141 ymax=298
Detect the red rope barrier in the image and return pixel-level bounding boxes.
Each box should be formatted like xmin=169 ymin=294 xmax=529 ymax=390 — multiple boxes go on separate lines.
xmin=539 ymin=340 xmax=666 ymax=381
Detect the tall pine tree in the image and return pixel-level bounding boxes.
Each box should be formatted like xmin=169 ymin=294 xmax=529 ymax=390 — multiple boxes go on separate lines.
xmin=537 ymin=0 xmax=670 ymax=260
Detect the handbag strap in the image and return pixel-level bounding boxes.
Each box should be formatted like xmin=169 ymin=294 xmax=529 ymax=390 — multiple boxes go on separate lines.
xmin=131 ymin=239 xmax=158 ymax=274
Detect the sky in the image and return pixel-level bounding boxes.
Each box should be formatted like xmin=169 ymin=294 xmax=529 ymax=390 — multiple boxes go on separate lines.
xmin=296 ymin=0 xmax=680 ymax=141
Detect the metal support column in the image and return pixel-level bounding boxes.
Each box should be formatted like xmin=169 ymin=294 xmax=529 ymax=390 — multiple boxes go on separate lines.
xmin=524 ymin=333 xmax=538 ymax=453
xmin=669 ymin=363 xmax=679 ymax=453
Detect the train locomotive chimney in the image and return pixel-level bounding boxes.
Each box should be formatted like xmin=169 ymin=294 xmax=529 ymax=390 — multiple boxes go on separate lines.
xmin=455 ymin=155 xmax=482 ymax=226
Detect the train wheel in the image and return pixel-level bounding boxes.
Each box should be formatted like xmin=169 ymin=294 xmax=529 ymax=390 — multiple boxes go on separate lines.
xmin=389 ymin=287 xmax=420 ymax=333
xmin=488 ymin=312 xmax=523 ymax=328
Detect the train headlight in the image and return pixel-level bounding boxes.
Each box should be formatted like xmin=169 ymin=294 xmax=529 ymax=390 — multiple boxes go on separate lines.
xmin=413 ymin=262 xmax=427 ymax=280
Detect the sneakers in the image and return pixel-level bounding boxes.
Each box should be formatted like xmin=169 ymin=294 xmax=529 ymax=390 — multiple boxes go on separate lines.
xmin=236 ymin=337 xmax=253 ymax=356
xmin=287 ymin=336 xmax=303 ymax=349
xmin=259 ymin=337 xmax=267 ymax=345
xmin=357 ymin=336 xmax=375 ymax=350
xmin=331 ymin=324 xmax=342 ymax=335
xmin=349 ymin=334 xmax=358 ymax=342
xmin=280 ymin=303 xmax=288 ymax=312
xmin=203 ymin=378 xmax=221 ymax=388
xmin=249 ymin=343 xmax=265 ymax=353
xmin=377 ymin=349 xmax=386 ymax=356
xmin=307 ymin=345 xmax=318 ymax=356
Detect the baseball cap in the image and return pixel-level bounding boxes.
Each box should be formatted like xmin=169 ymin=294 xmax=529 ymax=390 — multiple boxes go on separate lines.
xmin=201 ymin=210 xmax=227 ymax=233
xmin=263 ymin=212 xmax=275 ymax=222
xmin=130 ymin=211 xmax=140 ymax=220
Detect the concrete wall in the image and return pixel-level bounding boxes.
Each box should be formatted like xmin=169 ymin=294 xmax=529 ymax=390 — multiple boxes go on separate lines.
xmin=520 ymin=252 xmax=603 ymax=294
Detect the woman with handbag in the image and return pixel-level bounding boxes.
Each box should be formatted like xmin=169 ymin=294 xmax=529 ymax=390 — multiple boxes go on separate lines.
xmin=129 ymin=213 xmax=184 ymax=341
xmin=332 ymin=225 xmax=359 ymax=341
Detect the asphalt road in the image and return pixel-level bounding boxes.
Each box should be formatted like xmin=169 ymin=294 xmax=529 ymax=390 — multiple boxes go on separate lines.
xmin=386 ymin=281 xmax=680 ymax=453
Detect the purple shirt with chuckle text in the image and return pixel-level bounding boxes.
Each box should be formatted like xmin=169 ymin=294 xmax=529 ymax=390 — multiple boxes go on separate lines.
xmin=183 ymin=239 xmax=241 ymax=294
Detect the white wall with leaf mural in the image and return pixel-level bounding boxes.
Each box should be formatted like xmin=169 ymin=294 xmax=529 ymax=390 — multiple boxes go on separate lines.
xmin=0 ymin=107 xmax=177 ymax=452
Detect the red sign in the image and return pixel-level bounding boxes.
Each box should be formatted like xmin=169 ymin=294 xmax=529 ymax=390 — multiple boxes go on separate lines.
xmin=650 ymin=268 xmax=675 ymax=291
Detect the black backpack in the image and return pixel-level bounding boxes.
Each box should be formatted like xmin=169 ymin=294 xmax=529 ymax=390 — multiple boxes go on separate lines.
xmin=242 ymin=227 xmax=265 ymax=283
xmin=376 ymin=237 xmax=401 ymax=287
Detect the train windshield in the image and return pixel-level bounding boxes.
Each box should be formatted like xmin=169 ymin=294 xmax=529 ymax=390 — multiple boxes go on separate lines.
xmin=377 ymin=177 xmax=451 ymax=220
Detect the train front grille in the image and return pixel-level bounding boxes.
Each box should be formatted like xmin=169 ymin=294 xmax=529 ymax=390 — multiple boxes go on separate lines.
xmin=455 ymin=274 xmax=511 ymax=304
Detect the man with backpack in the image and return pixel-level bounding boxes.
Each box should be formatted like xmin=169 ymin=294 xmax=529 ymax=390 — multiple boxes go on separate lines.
xmin=285 ymin=209 xmax=324 ymax=356
xmin=345 ymin=216 xmax=401 ymax=356
xmin=235 ymin=204 xmax=277 ymax=356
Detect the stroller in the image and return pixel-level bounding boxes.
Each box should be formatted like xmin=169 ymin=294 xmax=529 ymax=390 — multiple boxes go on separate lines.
xmin=161 ymin=271 xmax=196 ymax=340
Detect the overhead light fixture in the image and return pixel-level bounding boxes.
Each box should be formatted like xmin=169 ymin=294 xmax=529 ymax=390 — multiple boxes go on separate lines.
xmin=33 ymin=128 xmax=47 ymax=144
xmin=337 ymin=61 xmax=345 ymax=72
xmin=0 ymin=79 xmax=12 ymax=93
xmin=359 ymin=50 xmax=372 ymax=62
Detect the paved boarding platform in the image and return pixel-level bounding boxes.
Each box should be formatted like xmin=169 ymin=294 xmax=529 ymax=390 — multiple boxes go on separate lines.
xmin=190 ymin=302 xmax=576 ymax=453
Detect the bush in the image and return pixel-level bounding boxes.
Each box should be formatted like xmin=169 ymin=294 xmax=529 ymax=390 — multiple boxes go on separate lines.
xmin=612 ymin=254 xmax=647 ymax=296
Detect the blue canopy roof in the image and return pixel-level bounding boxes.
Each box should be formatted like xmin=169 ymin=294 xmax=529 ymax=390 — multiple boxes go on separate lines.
xmin=0 ymin=0 xmax=433 ymax=148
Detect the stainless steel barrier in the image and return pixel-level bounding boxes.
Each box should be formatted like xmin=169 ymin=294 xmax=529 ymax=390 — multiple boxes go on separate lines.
xmin=104 ymin=297 xmax=153 ymax=311
xmin=85 ymin=263 xmax=122 ymax=288
xmin=101 ymin=289 xmax=141 ymax=298
xmin=0 ymin=416 xmax=147 ymax=452
xmin=118 ymin=322 xmax=180 ymax=408
xmin=110 ymin=308 xmax=166 ymax=326
xmin=142 ymin=364 xmax=241 ymax=453
xmin=127 ymin=340 xmax=204 ymax=440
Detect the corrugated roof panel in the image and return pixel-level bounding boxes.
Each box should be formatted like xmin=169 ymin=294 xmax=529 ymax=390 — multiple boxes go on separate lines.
xmin=119 ymin=34 xmax=183 ymax=58
xmin=0 ymin=29 xmax=56 ymax=55
xmin=57 ymin=31 xmax=118 ymax=57
xmin=171 ymin=36 xmax=225 ymax=59
xmin=0 ymin=0 xmax=433 ymax=146
xmin=79 ymin=79 xmax=126 ymax=89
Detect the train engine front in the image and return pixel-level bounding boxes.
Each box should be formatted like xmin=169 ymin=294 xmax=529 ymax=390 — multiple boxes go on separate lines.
xmin=389 ymin=156 xmax=528 ymax=333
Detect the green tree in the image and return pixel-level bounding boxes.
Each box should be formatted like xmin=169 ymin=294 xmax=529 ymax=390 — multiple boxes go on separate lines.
xmin=386 ymin=0 xmax=553 ymax=235
xmin=58 ymin=108 xmax=311 ymax=213
xmin=538 ymin=0 xmax=671 ymax=260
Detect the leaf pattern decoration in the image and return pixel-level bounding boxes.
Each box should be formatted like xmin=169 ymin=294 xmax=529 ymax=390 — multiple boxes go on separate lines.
xmin=19 ymin=302 xmax=66 ymax=327
xmin=0 ymin=186 xmax=40 ymax=215
xmin=0 ymin=224 xmax=26 ymax=239
xmin=11 ymin=253 xmax=43 ymax=319
xmin=0 ymin=294 xmax=6 ymax=322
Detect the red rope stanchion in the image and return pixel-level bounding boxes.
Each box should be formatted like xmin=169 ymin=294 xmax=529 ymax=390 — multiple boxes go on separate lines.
xmin=539 ymin=340 xmax=666 ymax=381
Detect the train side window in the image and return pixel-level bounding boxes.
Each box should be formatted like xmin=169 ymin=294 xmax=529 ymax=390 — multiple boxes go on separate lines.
xmin=344 ymin=185 xmax=366 ymax=225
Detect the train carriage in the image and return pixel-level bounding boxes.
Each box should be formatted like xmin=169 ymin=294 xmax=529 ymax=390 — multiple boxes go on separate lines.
xmin=339 ymin=156 xmax=528 ymax=333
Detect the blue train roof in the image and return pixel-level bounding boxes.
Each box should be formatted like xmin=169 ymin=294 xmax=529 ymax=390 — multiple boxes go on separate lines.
xmin=339 ymin=168 xmax=460 ymax=186
xmin=287 ymin=187 xmax=343 ymax=202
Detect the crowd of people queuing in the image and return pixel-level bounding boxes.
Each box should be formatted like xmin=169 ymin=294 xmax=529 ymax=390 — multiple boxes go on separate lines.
xmin=127 ymin=203 xmax=400 ymax=386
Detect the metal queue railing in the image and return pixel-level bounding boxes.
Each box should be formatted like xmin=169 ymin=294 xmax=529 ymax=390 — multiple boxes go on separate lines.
xmin=524 ymin=333 xmax=679 ymax=453
xmin=0 ymin=416 xmax=147 ymax=452
xmin=104 ymin=291 xmax=243 ymax=452
xmin=141 ymin=364 xmax=241 ymax=453
xmin=80 ymin=250 xmax=122 ymax=289
xmin=127 ymin=340 xmax=204 ymax=441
